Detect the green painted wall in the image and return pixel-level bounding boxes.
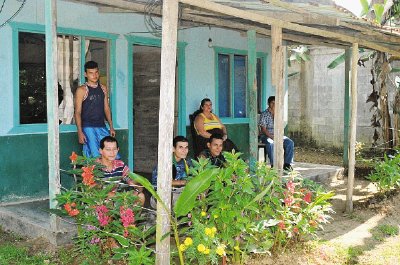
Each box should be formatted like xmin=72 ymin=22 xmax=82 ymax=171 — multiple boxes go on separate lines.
xmin=186 ymin=124 xmax=250 ymax=160
xmin=0 ymin=129 xmax=128 ymax=202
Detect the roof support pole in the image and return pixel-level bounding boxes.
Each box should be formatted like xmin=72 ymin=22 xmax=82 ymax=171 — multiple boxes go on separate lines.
xmin=45 ymin=0 xmax=60 ymax=231
xmin=343 ymin=49 xmax=351 ymax=167
xmin=346 ymin=43 xmax=359 ymax=213
xmin=247 ymin=29 xmax=258 ymax=170
xmin=271 ymin=25 xmax=284 ymax=174
xmin=156 ymin=0 xmax=179 ymax=263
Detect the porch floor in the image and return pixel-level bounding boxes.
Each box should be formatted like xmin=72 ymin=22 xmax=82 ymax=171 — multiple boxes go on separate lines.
xmin=0 ymin=162 xmax=343 ymax=246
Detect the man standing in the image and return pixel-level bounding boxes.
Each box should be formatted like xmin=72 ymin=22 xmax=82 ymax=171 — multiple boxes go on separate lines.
xmin=74 ymin=61 xmax=116 ymax=158
xmin=198 ymin=133 xmax=226 ymax=168
xmin=259 ymin=96 xmax=294 ymax=170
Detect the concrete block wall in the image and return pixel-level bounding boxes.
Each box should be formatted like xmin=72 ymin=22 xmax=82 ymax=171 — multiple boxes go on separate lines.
xmin=287 ymin=46 xmax=390 ymax=149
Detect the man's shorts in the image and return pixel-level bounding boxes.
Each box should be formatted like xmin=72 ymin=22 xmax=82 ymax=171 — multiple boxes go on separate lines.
xmin=82 ymin=127 xmax=120 ymax=158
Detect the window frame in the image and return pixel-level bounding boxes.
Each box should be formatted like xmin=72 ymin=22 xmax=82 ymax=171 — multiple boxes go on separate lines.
xmin=10 ymin=22 xmax=117 ymax=134
xmin=214 ymin=46 xmax=267 ymax=124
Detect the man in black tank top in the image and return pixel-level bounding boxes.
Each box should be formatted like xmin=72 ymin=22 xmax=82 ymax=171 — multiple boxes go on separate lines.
xmin=74 ymin=61 xmax=116 ymax=158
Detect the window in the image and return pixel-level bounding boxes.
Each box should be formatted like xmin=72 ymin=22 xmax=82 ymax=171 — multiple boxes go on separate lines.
xmin=18 ymin=31 xmax=110 ymax=125
xmin=217 ymin=51 xmax=264 ymax=119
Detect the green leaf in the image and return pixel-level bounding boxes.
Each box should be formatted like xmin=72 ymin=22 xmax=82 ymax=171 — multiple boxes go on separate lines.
xmin=391 ymin=68 xmax=400 ymax=73
xmin=373 ymin=4 xmax=385 ymax=24
xmin=245 ymin=180 xmax=274 ymax=209
xmin=173 ymin=168 xmax=218 ymax=217
xmin=327 ymin=53 xmax=345 ymax=69
xmin=360 ymin=0 xmax=370 ymax=17
xmin=106 ymin=232 xmax=129 ymax=247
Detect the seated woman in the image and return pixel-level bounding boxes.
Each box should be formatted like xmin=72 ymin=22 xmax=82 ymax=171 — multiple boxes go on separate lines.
xmin=193 ymin=98 xmax=238 ymax=157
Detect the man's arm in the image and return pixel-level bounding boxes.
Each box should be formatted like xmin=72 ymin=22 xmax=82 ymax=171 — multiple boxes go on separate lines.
xmin=259 ymin=112 xmax=274 ymax=140
xmin=172 ymin=179 xmax=187 ymax=186
xmin=74 ymin=86 xmax=86 ymax=144
xmin=103 ymin=85 xmax=115 ymax=137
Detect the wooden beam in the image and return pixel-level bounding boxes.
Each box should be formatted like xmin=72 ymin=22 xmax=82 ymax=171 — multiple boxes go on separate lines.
xmin=156 ymin=0 xmax=179 ymax=263
xmin=271 ymin=25 xmax=285 ymax=174
xmin=45 ymin=0 xmax=60 ymax=231
xmin=178 ymin=0 xmax=400 ymax=56
xmin=247 ymin=29 xmax=258 ymax=169
xmin=346 ymin=43 xmax=359 ymax=213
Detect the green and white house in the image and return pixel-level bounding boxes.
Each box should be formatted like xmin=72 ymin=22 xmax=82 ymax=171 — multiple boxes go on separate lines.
xmin=0 ymin=0 xmax=278 ymax=203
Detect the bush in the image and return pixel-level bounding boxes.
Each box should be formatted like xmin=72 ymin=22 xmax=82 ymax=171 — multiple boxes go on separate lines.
xmin=367 ymin=152 xmax=400 ymax=192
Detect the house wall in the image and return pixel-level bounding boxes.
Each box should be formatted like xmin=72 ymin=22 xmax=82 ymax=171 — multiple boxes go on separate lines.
xmin=287 ymin=46 xmax=396 ymax=149
xmin=0 ymin=0 xmax=275 ymax=202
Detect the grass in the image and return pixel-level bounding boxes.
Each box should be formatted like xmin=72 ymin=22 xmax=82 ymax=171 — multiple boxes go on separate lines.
xmin=370 ymin=224 xmax=399 ymax=242
xmin=0 ymin=243 xmax=51 ymax=265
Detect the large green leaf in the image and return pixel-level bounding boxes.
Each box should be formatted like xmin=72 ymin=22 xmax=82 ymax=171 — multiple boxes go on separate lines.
xmin=360 ymin=0 xmax=370 ymax=17
xmin=129 ymin=173 xmax=161 ymax=202
xmin=173 ymin=168 xmax=218 ymax=217
xmin=244 ymin=180 xmax=274 ymax=209
xmin=327 ymin=53 xmax=345 ymax=69
xmin=373 ymin=4 xmax=385 ymax=24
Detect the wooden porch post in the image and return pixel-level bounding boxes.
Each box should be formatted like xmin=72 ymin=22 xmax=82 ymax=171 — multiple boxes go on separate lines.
xmin=271 ymin=26 xmax=284 ymax=174
xmin=156 ymin=0 xmax=179 ymax=263
xmin=346 ymin=43 xmax=359 ymax=213
xmin=247 ymin=29 xmax=258 ymax=169
xmin=343 ymin=48 xmax=351 ymax=167
xmin=45 ymin=0 xmax=60 ymax=231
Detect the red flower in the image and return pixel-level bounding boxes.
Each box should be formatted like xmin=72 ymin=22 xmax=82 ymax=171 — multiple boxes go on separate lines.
xmin=82 ymin=165 xmax=96 ymax=186
xmin=278 ymin=221 xmax=286 ymax=230
xmin=68 ymin=208 xmax=80 ymax=216
xmin=120 ymin=206 xmax=135 ymax=227
xmin=96 ymin=205 xmax=110 ymax=226
xmin=286 ymin=180 xmax=295 ymax=194
xmin=284 ymin=196 xmax=294 ymax=207
xmin=293 ymin=227 xmax=299 ymax=233
xmin=69 ymin=152 xmax=78 ymax=162
xmin=64 ymin=203 xmax=72 ymax=212
xmin=303 ymin=192 xmax=312 ymax=203
xmin=123 ymin=229 xmax=129 ymax=238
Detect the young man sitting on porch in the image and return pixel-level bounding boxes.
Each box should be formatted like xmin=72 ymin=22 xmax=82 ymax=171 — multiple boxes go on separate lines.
xmin=150 ymin=136 xmax=193 ymax=208
xmin=259 ymin=96 xmax=294 ymax=170
xmin=97 ymin=136 xmax=145 ymax=205
xmin=198 ymin=133 xmax=226 ymax=168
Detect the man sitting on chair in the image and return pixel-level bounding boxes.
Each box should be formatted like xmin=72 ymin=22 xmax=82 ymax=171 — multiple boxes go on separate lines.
xmin=259 ymin=96 xmax=294 ymax=170
xmin=151 ymin=136 xmax=193 ymax=208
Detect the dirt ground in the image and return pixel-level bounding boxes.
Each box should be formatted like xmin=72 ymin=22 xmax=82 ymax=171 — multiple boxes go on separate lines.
xmin=1 ymin=146 xmax=399 ymax=264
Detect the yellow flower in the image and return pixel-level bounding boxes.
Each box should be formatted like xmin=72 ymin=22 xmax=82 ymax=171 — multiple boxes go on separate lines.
xmin=184 ymin=237 xmax=193 ymax=246
xmin=205 ymin=227 xmax=212 ymax=236
xmin=234 ymin=246 xmax=240 ymax=251
xmin=204 ymin=248 xmax=210 ymax=255
xmin=214 ymin=214 xmax=219 ymax=219
xmin=179 ymin=244 xmax=187 ymax=252
xmin=211 ymin=227 xmax=217 ymax=233
xmin=216 ymin=245 xmax=226 ymax=256
xmin=197 ymin=244 xmax=206 ymax=253
xmin=201 ymin=211 xmax=207 ymax=217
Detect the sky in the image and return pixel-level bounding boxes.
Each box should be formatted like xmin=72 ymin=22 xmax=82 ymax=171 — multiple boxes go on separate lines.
xmin=333 ymin=0 xmax=368 ymax=17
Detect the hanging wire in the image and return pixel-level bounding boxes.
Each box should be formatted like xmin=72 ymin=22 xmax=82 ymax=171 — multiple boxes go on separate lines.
xmin=143 ymin=0 xmax=183 ymax=37
xmin=0 ymin=0 xmax=26 ymax=29
xmin=0 ymin=0 xmax=6 ymax=14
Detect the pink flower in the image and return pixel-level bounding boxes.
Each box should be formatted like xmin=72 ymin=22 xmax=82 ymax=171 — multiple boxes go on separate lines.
xmin=278 ymin=221 xmax=286 ymax=230
xmin=303 ymin=192 xmax=312 ymax=203
xmin=90 ymin=236 xmax=101 ymax=244
xmin=286 ymin=180 xmax=295 ymax=194
xmin=96 ymin=205 xmax=110 ymax=227
xmin=284 ymin=196 xmax=294 ymax=207
xmin=293 ymin=227 xmax=299 ymax=233
xmin=120 ymin=206 xmax=135 ymax=227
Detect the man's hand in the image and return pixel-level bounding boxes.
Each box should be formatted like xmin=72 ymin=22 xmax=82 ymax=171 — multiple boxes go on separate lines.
xmin=78 ymin=131 xmax=86 ymax=144
xmin=110 ymin=128 xmax=116 ymax=137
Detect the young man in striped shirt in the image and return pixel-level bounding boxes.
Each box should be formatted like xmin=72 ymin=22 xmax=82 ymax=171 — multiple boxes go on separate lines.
xmin=97 ymin=136 xmax=144 ymax=205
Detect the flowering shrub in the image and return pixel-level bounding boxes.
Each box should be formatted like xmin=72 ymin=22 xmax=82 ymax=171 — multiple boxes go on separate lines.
xmin=54 ymin=152 xmax=155 ymax=264
xmin=163 ymin=152 xmax=334 ymax=264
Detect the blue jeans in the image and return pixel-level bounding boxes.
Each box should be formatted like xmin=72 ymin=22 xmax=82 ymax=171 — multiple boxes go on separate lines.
xmin=260 ymin=135 xmax=294 ymax=165
xmin=82 ymin=127 xmax=120 ymax=158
